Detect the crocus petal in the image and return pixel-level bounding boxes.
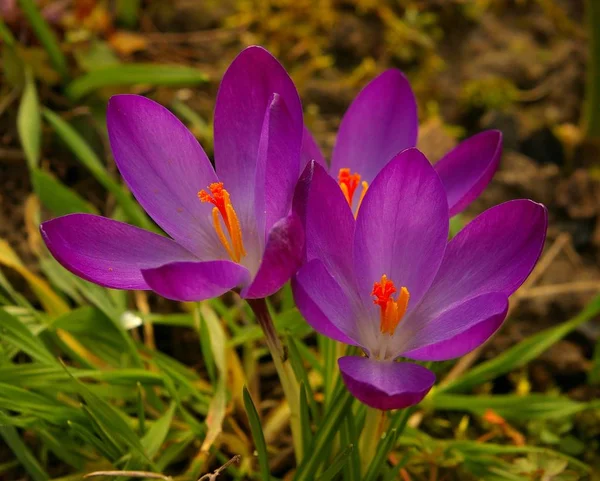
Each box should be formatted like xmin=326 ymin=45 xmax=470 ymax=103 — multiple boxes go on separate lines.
xmin=301 ymin=126 xmax=326 ymax=169
xmin=142 ymin=260 xmax=250 ymax=302
xmin=291 ymin=275 xmax=358 ymax=345
xmin=414 ymin=199 xmax=547 ymax=320
xmin=435 ymin=130 xmax=503 ymax=217
xmin=241 ymin=214 xmax=304 ymax=299
xmin=399 ymin=292 xmax=509 ymax=361
xmin=40 ymin=214 xmax=197 ymax=290
xmin=107 ymin=95 xmax=222 ymax=259
xmin=214 ymin=46 xmax=302 ymax=230
xmin=254 ymin=93 xmax=303 ymax=240
xmin=294 ymin=259 xmax=366 ymax=347
xmin=338 ymin=356 xmax=435 ymax=410
xmin=331 ymin=70 xmax=418 ymax=184
xmin=354 ymin=148 xmax=449 ymax=312
xmin=295 ymin=161 xmax=355 ymax=291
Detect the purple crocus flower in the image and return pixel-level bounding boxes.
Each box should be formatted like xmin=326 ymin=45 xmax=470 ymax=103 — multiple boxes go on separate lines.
xmin=293 ymin=149 xmax=547 ymax=410
xmin=302 ymin=70 xmax=502 ymax=217
xmin=40 ymin=46 xmax=305 ymax=301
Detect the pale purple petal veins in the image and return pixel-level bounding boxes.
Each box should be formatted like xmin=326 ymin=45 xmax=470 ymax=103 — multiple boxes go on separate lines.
xmin=240 ymin=214 xmax=305 ymax=299
xmin=331 ymin=69 xmax=418 ymax=184
xmin=354 ymin=148 xmax=449 ymax=311
xmin=301 ymin=126 xmax=326 ymax=170
xmin=417 ymin=199 xmax=548 ymax=319
xmin=106 ymin=94 xmax=222 ymax=259
xmin=254 ymin=93 xmax=303 ymax=240
xmin=40 ymin=214 xmax=197 ymax=290
xmin=399 ymin=292 xmax=509 ymax=361
xmin=214 ymin=46 xmax=302 ymax=227
xmin=141 ymin=260 xmax=250 ymax=302
xmin=293 ymin=259 xmax=365 ymax=347
xmin=338 ymin=356 xmax=435 ymax=410
xmin=297 ymin=161 xmax=355 ymax=289
xmin=291 ymin=276 xmax=359 ymax=346
xmin=435 ymin=130 xmax=503 ymax=217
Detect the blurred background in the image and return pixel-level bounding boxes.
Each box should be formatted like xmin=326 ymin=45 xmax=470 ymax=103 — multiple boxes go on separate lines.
xmin=1 ymin=0 xmax=600 ymax=479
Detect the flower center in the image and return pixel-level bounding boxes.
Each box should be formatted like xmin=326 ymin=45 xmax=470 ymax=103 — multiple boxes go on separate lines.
xmin=198 ymin=182 xmax=246 ymax=263
xmin=338 ymin=168 xmax=368 ymax=216
xmin=371 ymin=274 xmax=410 ymax=336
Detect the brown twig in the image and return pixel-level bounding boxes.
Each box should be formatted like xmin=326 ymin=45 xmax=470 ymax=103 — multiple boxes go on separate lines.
xmin=197 ymin=455 xmax=241 ymax=481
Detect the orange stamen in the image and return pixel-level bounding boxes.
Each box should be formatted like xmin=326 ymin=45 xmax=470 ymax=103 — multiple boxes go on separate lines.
xmin=338 ymin=168 xmax=368 ymax=217
xmin=371 ymin=275 xmax=410 ymax=336
xmin=198 ymin=183 xmax=246 ymax=262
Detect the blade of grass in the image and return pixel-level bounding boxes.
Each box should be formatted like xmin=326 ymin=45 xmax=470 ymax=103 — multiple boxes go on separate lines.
xmin=66 ymin=64 xmax=209 ymax=100
xmin=0 ymin=423 xmax=49 ymax=481
xmin=17 ymin=68 xmax=41 ymax=171
xmin=32 ymin=169 xmax=98 ymax=215
xmin=441 ymin=294 xmax=600 ymax=393
xmin=17 ymin=0 xmax=68 ymax=79
xmin=294 ymin=389 xmax=353 ymax=481
xmin=243 ymin=386 xmax=270 ymax=481
xmin=316 ymin=444 xmax=354 ymax=481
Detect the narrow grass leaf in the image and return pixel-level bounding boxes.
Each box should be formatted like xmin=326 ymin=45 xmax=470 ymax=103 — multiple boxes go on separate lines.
xmin=17 ymin=68 xmax=41 ymax=170
xmin=294 ymin=389 xmax=353 ymax=481
xmin=316 ymin=444 xmax=354 ymax=481
xmin=0 ymin=423 xmax=49 ymax=481
xmin=442 ymin=294 xmax=600 ymax=392
xmin=299 ymin=383 xmax=312 ymax=457
xmin=288 ymin=337 xmax=319 ymax=421
xmin=363 ymin=429 xmax=397 ymax=481
xmin=32 ymin=169 xmax=97 ymax=215
xmin=0 ymin=308 xmax=55 ymax=364
xmin=66 ymin=64 xmax=208 ymax=100
xmin=243 ymin=386 xmax=270 ymax=481
xmin=141 ymin=403 xmax=176 ymax=459
xmin=17 ymin=0 xmax=68 ymax=79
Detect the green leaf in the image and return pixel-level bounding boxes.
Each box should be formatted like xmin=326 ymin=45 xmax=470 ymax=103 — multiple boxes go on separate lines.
xmin=32 ymin=169 xmax=98 ymax=215
xmin=294 ymin=389 xmax=353 ymax=481
xmin=17 ymin=69 xmax=41 ymax=170
xmin=141 ymin=403 xmax=176 ymax=459
xmin=17 ymin=0 xmax=68 ymax=79
xmin=243 ymin=386 xmax=270 ymax=481
xmin=0 ymin=308 xmax=55 ymax=364
xmin=316 ymin=444 xmax=354 ymax=481
xmin=441 ymin=294 xmax=600 ymax=392
xmin=42 ymin=108 xmax=155 ymax=230
xmin=66 ymin=64 xmax=208 ymax=100
xmin=430 ymin=393 xmax=593 ymax=421
xmin=299 ymin=383 xmax=312 ymax=457
xmin=0 ymin=423 xmax=49 ymax=481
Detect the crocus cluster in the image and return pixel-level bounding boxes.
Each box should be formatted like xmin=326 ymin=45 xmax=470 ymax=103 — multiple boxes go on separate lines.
xmin=41 ymin=46 xmax=547 ymax=411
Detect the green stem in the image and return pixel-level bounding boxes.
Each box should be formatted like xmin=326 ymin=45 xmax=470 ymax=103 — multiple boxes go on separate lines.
xmin=247 ymin=298 xmax=303 ymax=464
xmin=359 ymin=406 xmax=385 ymax=475
xmin=584 ymin=0 xmax=600 ymax=138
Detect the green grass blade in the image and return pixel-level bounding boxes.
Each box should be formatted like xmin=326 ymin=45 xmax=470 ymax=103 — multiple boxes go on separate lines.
xmin=441 ymin=294 xmax=600 ymax=392
xmin=0 ymin=308 xmax=55 ymax=364
xmin=299 ymin=383 xmax=312 ymax=457
xmin=17 ymin=0 xmax=68 ymax=79
xmin=17 ymin=69 xmax=41 ymax=170
xmin=243 ymin=386 xmax=270 ymax=481
xmin=66 ymin=64 xmax=209 ymax=100
xmin=32 ymin=169 xmax=98 ymax=215
xmin=294 ymin=389 xmax=353 ymax=481
xmin=141 ymin=403 xmax=176 ymax=459
xmin=42 ymin=108 xmax=155 ymax=230
xmin=316 ymin=444 xmax=354 ymax=481
xmin=584 ymin=0 xmax=600 ymax=138
xmin=362 ymin=428 xmax=397 ymax=481
xmin=0 ymin=423 xmax=49 ymax=481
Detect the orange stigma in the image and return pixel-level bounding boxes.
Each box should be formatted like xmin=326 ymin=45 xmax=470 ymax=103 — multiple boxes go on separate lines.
xmin=198 ymin=182 xmax=246 ymax=263
xmin=371 ymin=275 xmax=410 ymax=336
xmin=337 ymin=168 xmax=368 ymax=216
